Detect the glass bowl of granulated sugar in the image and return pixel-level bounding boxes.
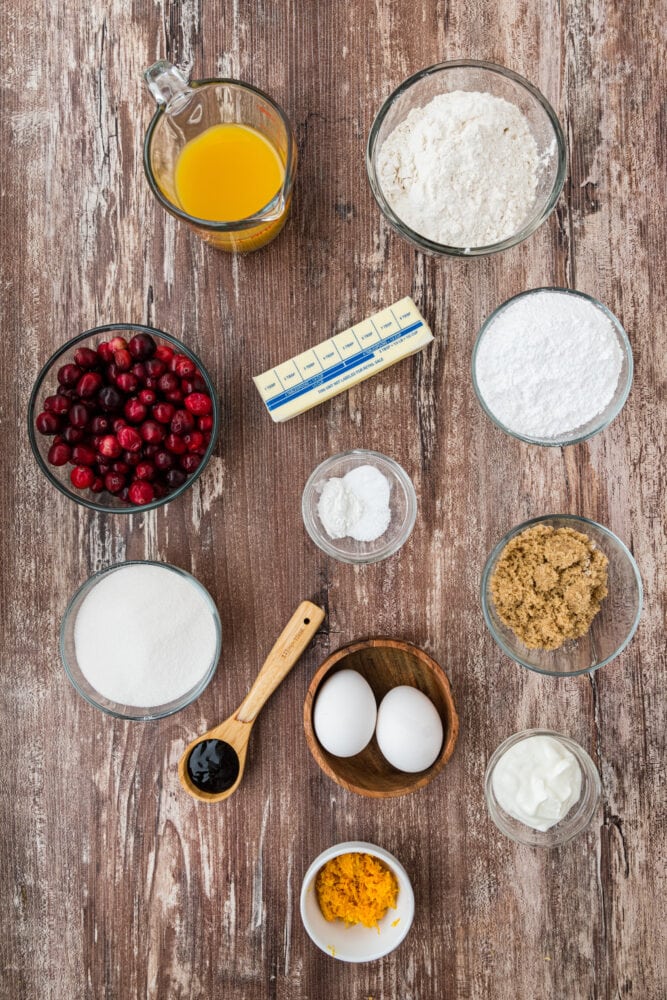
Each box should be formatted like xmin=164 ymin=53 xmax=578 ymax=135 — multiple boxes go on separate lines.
xmin=472 ymin=288 xmax=633 ymax=446
xmin=367 ymin=61 xmax=566 ymax=256
xmin=60 ymin=561 xmax=222 ymax=720
xmin=302 ymin=450 xmax=417 ymax=564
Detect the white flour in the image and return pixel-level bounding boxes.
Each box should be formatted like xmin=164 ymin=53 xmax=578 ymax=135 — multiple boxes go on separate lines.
xmin=474 ymin=290 xmax=624 ymax=438
xmin=74 ymin=563 xmax=218 ymax=707
xmin=318 ymin=465 xmax=391 ymax=542
xmin=377 ymin=90 xmax=540 ymax=247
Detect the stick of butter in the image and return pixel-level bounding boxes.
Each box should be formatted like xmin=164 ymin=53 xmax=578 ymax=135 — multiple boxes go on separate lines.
xmin=253 ymin=297 xmax=433 ymax=422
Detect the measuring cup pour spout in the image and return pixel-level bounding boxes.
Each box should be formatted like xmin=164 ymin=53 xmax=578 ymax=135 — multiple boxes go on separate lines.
xmin=144 ymin=60 xmax=195 ymax=115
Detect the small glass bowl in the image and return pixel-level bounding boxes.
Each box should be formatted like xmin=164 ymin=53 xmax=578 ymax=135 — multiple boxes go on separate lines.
xmin=300 ymin=841 xmax=415 ymax=961
xmin=28 ymin=323 xmax=219 ymax=513
xmin=367 ymin=60 xmax=566 ymax=257
xmin=302 ymin=450 xmax=417 ymax=564
xmin=472 ymin=288 xmax=633 ymax=446
xmin=60 ymin=561 xmax=222 ymax=720
xmin=485 ymin=729 xmax=601 ymax=847
xmin=481 ymin=515 xmax=642 ymax=677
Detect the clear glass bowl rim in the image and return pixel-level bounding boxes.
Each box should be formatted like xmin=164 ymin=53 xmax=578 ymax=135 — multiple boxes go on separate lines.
xmin=59 ymin=560 xmax=222 ymax=720
xmin=143 ymin=77 xmax=297 ymax=230
xmin=301 ymin=449 xmax=418 ymax=564
xmin=480 ymin=514 xmax=643 ymax=677
xmin=471 ymin=287 xmax=634 ymax=445
xmin=484 ymin=728 xmax=602 ymax=846
xmin=366 ymin=59 xmax=567 ymax=257
xmin=28 ymin=322 xmax=220 ymax=514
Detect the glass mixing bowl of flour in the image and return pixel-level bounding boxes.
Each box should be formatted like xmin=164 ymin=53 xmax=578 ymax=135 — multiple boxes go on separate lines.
xmin=302 ymin=450 xmax=417 ymax=564
xmin=367 ymin=61 xmax=566 ymax=256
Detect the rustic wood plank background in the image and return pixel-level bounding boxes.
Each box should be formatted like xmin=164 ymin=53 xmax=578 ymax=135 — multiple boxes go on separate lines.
xmin=1 ymin=0 xmax=665 ymax=997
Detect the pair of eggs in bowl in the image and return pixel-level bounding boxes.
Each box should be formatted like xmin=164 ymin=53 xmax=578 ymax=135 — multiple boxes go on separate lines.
xmin=313 ymin=669 xmax=443 ymax=774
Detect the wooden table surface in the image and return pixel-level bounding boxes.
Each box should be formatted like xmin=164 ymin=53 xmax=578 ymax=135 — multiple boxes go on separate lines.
xmin=2 ymin=1 xmax=665 ymax=998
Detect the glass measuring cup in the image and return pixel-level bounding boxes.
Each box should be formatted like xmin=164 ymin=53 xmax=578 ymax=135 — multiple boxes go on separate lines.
xmin=143 ymin=61 xmax=297 ymax=252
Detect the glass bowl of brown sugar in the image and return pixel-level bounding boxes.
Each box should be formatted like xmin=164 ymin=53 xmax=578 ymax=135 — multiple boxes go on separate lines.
xmin=481 ymin=515 xmax=642 ymax=677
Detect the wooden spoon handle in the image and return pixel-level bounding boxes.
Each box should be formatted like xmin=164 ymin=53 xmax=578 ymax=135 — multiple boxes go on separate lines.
xmin=235 ymin=601 xmax=325 ymax=724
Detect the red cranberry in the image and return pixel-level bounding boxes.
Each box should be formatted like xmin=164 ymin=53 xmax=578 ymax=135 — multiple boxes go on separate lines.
xmin=96 ymin=461 xmax=111 ymax=476
xmin=135 ymin=461 xmax=155 ymax=481
xmin=164 ymin=433 xmax=187 ymax=455
xmin=96 ymin=341 xmax=114 ymax=363
xmin=47 ymin=442 xmax=71 ymax=466
xmin=124 ymin=398 xmax=147 ymax=423
xmin=165 ymin=468 xmax=187 ymax=489
xmin=62 ymin=426 xmax=85 ymax=444
xmin=97 ymin=385 xmax=122 ymax=412
xmin=129 ymin=481 xmax=155 ymax=505
xmin=108 ymin=336 xmax=128 ymax=352
xmin=152 ymin=402 xmax=175 ymax=424
xmin=44 ymin=394 xmax=71 ymax=414
xmin=153 ymin=481 xmax=169 ymax=499
xmin=90 ymin=477 xmax=104 ymax=493
xmin=98 ymin=435 xmax=122 ymax=459
xmin=184 ymin=392 xmax=212 ymax=416
xmin=57 ymin=386 xmax=77 ymax=399
xmin=114 ymin=348 xmax=132 ymax=372
xmin=123 ymin=451 xmax=141 ymax=467
xmin=117 ymin=425 xmax=142 ymax=452
xmin=158 ymin=372 xmax=179 ymax=394
xmin=36 ymin=411 xmax=60 ymax=435
xmin=154 ymin=450 xmax=173 ymax=472
xmin=116 ymin=372 xmax=139 ymax=394
xmin=76 ymin=372 xmax=103 ymax=398
xmin=138 ymin=388 xmax=156 ymax=406
xmin=180 ymin=453 xmax=202 ymax=473
xmin=68 ymin=403 xmax=89 ymax=427
xmin=140 ymin=420 xmax=164 ymax=444
xmin=198 ymin=415 xmax=214 ymax=432
xmin=57 ymin=363 xmax=82 ymax=387
xmin=145 ymin=358 xmax=165 ymax=378
xmin=71 ymin=466 xmax=95 ymax=490
xmin=191 ymin=375 xmax=207 ymax=393
xmin=74 ymin=347 xmax=99 ymax=369
xmin=144 ymin=376 xmax=159 ymax=390
xmin=104 ymin=471 xmax=125 ymax=494
xmin=131 ymin=362 xmax=147 ymax=381
xmin=142 ymin=443 xmax=160 ymax=458
xmin=184 ymin=430 xmax=205 ymax=453
xmin=128 ymin=333 xmax=156 ymax=359
xmin=112 ymin=417 xmax=126 ymax=433
xmin=111 ymin=461 xmax=130 ymax=476
xmin=165 ymin=389 xmax=184 ymax=404
xmin=172 ymin=354 xmax=197 ymax=378
xmin=90 ymin=415 xmax=111 ymax=434
xmin=171 ymin=409 xmax=195 ymax=435
xmin=154 ymin=344 xmax=174 ymax=363
xmin=72 ymin=444 xmax=97 ymax=466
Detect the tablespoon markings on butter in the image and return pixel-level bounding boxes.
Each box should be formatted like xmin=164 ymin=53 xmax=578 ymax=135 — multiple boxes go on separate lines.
xmin=178 ymin=600 xmax=325 ymax=802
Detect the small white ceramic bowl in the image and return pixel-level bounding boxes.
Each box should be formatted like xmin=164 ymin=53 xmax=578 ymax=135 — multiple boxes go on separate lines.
xmin=300 ymin=841 xmax=415 ymax=962
xmin=302 ymin=450 xmax=417 ymax=564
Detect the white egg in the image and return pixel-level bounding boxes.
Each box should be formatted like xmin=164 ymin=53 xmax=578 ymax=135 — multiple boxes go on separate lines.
xmin=313 ymin=669 xmax=377 ymax=757
xmin=376 ymin=686 xmax=443 ymax=773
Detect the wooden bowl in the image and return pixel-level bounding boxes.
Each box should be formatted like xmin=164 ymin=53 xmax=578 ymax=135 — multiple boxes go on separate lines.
xmin=304 ymin=639 xmax=459 ymax=798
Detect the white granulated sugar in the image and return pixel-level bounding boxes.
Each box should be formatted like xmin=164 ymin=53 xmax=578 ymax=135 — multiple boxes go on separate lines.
xmin=318 ymin=464 xmax=391 ymax=542
xmin=377 ymin=90 xmax=540 ymax=247
xmin=474 ymin=291 xmax=624 ymax=438
xmin=74 ymin=564 xmax=218 ymax=707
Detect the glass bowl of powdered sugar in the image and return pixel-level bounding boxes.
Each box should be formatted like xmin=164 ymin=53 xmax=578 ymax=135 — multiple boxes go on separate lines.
xmin=367 ymin=61 xmax=566 ymax=256
xmin=472 ymin=288 xmax=633 ymax=446
xmin=60 ymin=561 xmax=222 ymax=720
xmin=302 ymin=450 xmax=417 ymax=564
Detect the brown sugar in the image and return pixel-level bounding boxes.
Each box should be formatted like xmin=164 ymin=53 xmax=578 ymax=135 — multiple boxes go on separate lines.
xmin=490 ymin=524 xmax=609 ymax=650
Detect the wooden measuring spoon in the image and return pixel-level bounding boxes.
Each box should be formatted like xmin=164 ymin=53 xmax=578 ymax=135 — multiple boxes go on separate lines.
xmin=178 ymin=600 xmax=325 ymax=803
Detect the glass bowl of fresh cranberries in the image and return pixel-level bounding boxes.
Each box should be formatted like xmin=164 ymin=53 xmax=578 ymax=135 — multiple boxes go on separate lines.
xmin=28 ymin=324 xmax=218 ymax=512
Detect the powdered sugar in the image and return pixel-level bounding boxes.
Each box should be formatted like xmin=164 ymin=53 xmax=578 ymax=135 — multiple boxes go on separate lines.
xmin=318 ymin=465 xmax=391 ymax=542
xmin=377 ymin=90 xmax=540 ymax=247
xmin=74 ymin=563 xmax=219 ymax=707
xmin=474 ymin=290 xmax=625 ymax=439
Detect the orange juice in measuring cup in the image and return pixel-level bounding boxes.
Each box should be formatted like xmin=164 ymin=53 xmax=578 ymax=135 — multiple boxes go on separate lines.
xmin=143 ymin=61 xmax=297 ymax=252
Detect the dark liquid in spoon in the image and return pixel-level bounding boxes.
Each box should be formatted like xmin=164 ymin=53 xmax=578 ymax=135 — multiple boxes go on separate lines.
xmin=187 ymin=739 xmax=240 ymax=794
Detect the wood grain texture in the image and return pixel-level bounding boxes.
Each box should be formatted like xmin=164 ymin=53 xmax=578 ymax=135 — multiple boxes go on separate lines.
xmin=1 ymin=0 xmax=665 ymax=998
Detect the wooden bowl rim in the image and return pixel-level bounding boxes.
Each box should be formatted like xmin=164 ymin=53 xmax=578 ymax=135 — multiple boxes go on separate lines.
xmin=303 ymin=637 xmax=460 ymax=798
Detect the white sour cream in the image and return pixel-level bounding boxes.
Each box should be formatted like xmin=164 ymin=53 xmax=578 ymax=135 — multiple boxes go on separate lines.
xmin=491 ymin=735 xmax=582 ymax=831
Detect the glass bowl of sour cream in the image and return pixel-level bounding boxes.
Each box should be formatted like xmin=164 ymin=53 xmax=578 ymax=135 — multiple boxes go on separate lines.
xmin=484 ymin=730 xmax=601 ymax=847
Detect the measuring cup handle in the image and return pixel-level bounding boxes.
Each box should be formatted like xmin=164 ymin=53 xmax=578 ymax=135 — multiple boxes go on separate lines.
xmin=235 ymin=601 xmax=325 ymax=724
